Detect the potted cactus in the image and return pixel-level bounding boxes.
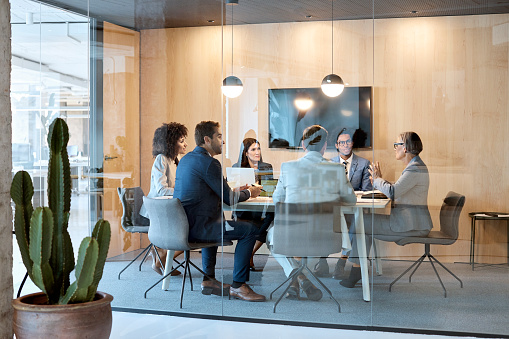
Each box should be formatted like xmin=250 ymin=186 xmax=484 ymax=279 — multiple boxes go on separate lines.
xmin=11 ymin=118 xmax=113 ymax=339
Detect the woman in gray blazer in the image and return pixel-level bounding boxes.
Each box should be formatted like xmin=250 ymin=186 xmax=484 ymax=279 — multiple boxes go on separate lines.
xmin=341 ymin=131 xmax=432 ymax=288
xmin=143 ymin=122 xmax=188 ymax=275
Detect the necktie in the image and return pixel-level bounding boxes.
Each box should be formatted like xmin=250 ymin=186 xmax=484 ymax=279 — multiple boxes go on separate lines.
xmin=343 ymin=161 xmax=349 ymax=178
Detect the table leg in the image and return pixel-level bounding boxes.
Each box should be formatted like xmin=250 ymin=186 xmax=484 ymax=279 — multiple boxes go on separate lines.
xmin=354 ymin=208 xmax=370 ymax=302
xmin=162 ymin=249 xmax=175 ymax=290
xmin=507 ymin=221 xmax=509 ymax=266
xmin=470 ymin=216 xmax=476 ymax=271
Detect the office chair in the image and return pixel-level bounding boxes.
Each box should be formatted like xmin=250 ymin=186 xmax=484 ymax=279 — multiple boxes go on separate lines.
xmin=386 ymin=191 xmax=465 ymax=297
xmin=269 ymin=202 xmax=343 ymax=313
xmin=117 ymin=187 xmax=160 ymax=279
xmin=142 ymin=197 xmax=233 ymax=308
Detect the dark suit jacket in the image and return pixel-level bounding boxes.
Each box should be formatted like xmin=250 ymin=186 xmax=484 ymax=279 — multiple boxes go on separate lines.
xmin=232 ymin=161 xmax=273 ymax=184
xmin=174 ymin=146 xmax=250 ymax=241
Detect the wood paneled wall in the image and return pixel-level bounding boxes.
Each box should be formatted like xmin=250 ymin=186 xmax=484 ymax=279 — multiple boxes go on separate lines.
xmin=103 ymin=22 xmax=141 ymax=257
xmin=140 ymin=15 xmax=509 ymax=263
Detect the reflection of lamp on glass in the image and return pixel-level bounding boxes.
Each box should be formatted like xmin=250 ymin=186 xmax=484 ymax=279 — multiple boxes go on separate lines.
xmin=294 ymin=92 xmax=313 ymax=111
xmin=321 ymin=0 xmax=344 ymax=98
xmin=221 ymin=0 xmax=243 ymax=98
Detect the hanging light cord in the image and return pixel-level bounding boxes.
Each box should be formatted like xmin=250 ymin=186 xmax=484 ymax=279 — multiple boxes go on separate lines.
xmin=231 ymin=3 xmax=234 ymax=76
xmin=331 ymin=0 xmax=334 ymax=74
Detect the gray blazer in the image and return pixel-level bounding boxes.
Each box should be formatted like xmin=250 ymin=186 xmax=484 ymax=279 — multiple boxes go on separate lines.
xmin=374 ymin=156 xmax=432 ymax=233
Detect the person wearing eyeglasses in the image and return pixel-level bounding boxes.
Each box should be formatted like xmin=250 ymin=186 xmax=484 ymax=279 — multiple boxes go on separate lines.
xmin=340 ymin=131 xmax=432 ymax=288
xmin=313 ymin=128 xmax=372 ymax=279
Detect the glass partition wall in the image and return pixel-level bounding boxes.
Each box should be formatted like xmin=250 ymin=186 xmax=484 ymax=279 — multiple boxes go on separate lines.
xmin=220 ymin=0 xmax=375 ymax=326
xmin=10 ymin=0 xmax=509 ymax=336
xmin=10 ymin=0 xmax=91 ymax=295
xmin=371 ymin=11 xmax=509 ymax=335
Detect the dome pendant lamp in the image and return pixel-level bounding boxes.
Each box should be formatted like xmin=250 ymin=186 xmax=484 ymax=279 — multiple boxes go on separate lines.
xmin=321 ymin=0 xmax=344 ymax=98
xmin=221 ymin=0 xmax=243 ymax=98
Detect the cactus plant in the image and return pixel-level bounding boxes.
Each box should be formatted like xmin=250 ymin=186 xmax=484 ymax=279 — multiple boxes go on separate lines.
xmin=11 ymin=118 xmax=111 ymax=305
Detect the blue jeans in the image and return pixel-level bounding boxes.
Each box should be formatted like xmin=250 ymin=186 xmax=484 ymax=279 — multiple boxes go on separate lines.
xmin=200 ymin=220 xmax=258 ymax=283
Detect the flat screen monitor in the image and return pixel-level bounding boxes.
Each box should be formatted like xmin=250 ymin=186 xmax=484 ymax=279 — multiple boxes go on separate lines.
xmin=268 ymin=87 xmax=372 ymax=149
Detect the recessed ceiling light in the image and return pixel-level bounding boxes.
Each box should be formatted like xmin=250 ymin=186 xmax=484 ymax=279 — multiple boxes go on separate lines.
xmin=305 ymin=15 xmax=312 ymax=19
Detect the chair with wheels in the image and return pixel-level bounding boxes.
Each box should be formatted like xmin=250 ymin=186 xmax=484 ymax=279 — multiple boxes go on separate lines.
xmin=117 ymin=187 xmax=159 ymax=279
xmin=269 ymin=202 xmax=343 ymax=313
xmin=387 ymin=191 xmax=465 ymax=297
xmin=142 ymin=196 xmax=233 ymax=308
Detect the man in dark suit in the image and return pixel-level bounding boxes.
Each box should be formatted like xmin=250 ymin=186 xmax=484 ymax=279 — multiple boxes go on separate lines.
xmin=313 ymin=128 xmax=372 ymax=279
xmin=173 ymin=121 xmax=266 ymax=302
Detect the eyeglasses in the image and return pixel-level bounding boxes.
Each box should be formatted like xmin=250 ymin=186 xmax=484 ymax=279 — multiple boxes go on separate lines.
xmin=393 ymin=142 xmax=404 ymax=150
xmin=336 ymin=140 xmax=353 ymax=146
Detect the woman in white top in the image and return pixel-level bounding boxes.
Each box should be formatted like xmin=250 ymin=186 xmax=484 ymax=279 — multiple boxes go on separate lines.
xmin=145 ymin=122 xmax=188 ymax=275
xmin=147 ymin=122 xmax=188 ymax=198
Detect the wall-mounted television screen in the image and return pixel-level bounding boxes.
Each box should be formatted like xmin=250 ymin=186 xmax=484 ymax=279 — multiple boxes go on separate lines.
xmin=268 ymin=87 xmax=372 ymax=149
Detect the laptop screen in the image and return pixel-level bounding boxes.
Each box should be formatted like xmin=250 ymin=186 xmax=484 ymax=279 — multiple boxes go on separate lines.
xmin=260 ymin=179 xmax=278 ymax=197
xmin=226 ymin=167 xmax=256 ymax=187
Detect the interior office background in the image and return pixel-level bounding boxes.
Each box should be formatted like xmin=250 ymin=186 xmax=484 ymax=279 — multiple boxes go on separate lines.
xmin=2 ymin=0 xmax=509 ymax=337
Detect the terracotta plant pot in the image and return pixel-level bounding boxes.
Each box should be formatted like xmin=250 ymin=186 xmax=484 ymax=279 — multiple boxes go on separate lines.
xmin=12 ymin=291 xmax=113 ymax=339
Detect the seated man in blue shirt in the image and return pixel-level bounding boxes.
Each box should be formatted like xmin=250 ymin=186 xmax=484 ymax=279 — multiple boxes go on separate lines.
xmin=173 ymin=121 xmax=265 ymax=302
xmin=313 ymin=128 xmax=372 ymax=279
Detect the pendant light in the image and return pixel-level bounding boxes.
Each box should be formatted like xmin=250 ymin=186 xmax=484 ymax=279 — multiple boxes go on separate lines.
xmin=321 ymin=0 xmax=344 ymax=98
xmin=221 ymin=0 xmax=243 ymax=98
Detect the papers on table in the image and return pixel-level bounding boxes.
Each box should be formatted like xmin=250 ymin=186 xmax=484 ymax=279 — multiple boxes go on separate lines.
xmin=473 ymin=213 xmax=509 ymax=218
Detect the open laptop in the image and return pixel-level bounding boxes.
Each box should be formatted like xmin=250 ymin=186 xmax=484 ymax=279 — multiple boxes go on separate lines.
xmin=226 ymin=167 xmax=256 ymax=188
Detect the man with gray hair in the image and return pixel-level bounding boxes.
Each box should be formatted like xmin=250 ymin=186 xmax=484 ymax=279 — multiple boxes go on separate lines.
xmin=268 ymin=125 xmax=356 ymax=301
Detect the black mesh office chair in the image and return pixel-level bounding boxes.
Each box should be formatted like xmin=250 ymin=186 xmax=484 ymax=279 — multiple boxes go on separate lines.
xmin=386 ymin=191 xmax=465 ymax=297
xmin=117 ymin=187 xmax=159 ymax=279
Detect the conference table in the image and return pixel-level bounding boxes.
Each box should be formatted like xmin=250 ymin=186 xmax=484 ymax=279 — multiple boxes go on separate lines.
xmin=161 ymin=194 xmax=390 ymax=302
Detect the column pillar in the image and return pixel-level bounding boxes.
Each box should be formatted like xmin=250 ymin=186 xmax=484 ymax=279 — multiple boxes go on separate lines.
xmin=0 ymin=0 xmax=13 ymax=337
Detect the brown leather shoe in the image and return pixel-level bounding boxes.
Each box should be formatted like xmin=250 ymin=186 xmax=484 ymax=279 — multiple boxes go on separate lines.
xmin=229 ymin=284 xmax=266 ymax=302
xmin=201 ymin=280 xmax=231 ymax=296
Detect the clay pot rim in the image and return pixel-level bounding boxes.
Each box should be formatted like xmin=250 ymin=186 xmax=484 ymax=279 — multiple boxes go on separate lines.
xmin=12 ymin=291 xmax=113 ymax=312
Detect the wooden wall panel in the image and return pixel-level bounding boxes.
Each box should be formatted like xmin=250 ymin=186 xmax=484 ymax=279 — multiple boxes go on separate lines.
xmin=103 ymin=22 xmax=141 ymax=257
xmin=140 ymin=14 xmax=509 ymax=263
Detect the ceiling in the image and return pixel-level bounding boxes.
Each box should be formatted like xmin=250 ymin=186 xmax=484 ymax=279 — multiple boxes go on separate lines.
xmin=30 ymin=0 xmax=509 ymax=30
xmin=9 ymin=0 xmax=509 ymax=96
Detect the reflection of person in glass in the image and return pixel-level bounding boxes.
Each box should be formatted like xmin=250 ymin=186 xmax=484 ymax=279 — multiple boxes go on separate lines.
xmin=269 ymin=125 xmax=356 ymax=301
xmin=141 ymin=122 xmax=188 ymax=276
xmin=340 ymin=131 xmax=432 ymax=288
xmin=313 ymin=128 xmax=372 ymax=279
xmin=233 ymin=138 xmax=274 ymax=271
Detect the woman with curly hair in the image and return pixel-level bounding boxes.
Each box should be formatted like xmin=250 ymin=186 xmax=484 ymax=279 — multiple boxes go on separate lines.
xmin=144 ymin=122 xmax=188 ymax=275
xmin=147 ymin=122 xmax=188 ymax=197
